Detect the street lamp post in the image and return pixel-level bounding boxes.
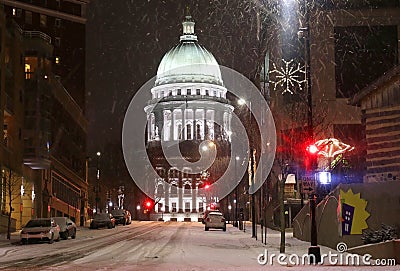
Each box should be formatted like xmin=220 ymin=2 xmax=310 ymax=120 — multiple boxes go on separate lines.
xmin=238 ymin=98 xmax=257 ymax=238
xmin=298 ymin=0 xmax=321 ymax=263
xmin=108 ymin=201 xmax=113 ymax=213
xmin=228 ymin=204 xmax=232 ymax=224
xmin=279 ymin=163 xmax=288 ymax=253
xmin=136 ymin=204 xmax=141 ymax=220
xmin=234 ymin=156 xmax=239 ymax=227
xmin=250 ymin=149 xmax=256 ymax=239
xmin=95 ymin=151 xmax=101 ymax=213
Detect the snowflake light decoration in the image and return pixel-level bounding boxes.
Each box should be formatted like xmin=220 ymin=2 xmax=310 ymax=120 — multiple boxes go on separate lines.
xmin=269 ymin=59 xmax=306 ymax=95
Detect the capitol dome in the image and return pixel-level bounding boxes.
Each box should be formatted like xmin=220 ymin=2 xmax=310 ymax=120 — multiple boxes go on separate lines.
xmin=155 ymin=15 xmax=223 ymax=86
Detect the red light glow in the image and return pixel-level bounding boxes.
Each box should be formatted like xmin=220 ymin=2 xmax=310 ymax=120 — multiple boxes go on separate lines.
xmin=307 ymin=144 xmax=319 ymax=154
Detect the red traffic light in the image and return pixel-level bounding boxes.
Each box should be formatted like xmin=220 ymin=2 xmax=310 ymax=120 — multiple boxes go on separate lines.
xmin=145 ymin=200 xmax=152 ymax=208
xmin=204 ymin=183 xmax=210 ymax=190
xmin=307 ymin=144 xmax=319 ymax=155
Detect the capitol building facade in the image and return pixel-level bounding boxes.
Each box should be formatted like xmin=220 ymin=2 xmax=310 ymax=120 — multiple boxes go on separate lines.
xmin=145 ymin=15 xmax=233 ymax=221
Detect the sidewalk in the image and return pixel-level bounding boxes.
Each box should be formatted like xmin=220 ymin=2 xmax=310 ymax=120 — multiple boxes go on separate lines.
xmin=0 ymin=230 xmax=20 ymax=247
xmin=228 ymin=221 xmax=334 ymax=257
xmin=227 ymin=222 xmax=399 ymax=268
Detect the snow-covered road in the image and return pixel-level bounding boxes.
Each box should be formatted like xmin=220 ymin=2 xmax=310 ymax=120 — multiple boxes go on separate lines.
xmin=0 ymin=222 xmax=397 ymax=271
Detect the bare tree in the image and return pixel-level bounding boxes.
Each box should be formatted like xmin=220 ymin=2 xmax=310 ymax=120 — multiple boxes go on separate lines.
xmin=5 ymin=168 xmax=22 ymax=240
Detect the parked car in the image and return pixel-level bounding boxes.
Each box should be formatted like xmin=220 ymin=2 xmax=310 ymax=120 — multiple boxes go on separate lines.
xmin=20 ymin=218 xmax=61 ymax=244
xmin=204 ymin=211 xmax=226 ymax=231
xmin=201 ymin=209 xmax=217 ymax=224
xmin=111 ymin=209 xmax=131 ymax=225
xmin=52 ymin=217 xmax=76 ymax=240
xmin=90 ymin=213 xmax=115 ymax=229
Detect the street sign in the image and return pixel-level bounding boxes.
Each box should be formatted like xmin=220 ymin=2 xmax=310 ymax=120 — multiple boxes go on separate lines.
xmin=301 ymin=177 xmax=316 ymax=194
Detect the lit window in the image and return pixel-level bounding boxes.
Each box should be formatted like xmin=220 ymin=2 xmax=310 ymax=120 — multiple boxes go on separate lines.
xmin=24 ymin=56 xmax=38 ymax=79
xmin=25 ymin=64 xmax=31 ymax=79
xmin=185 ymin=202 xmax=190 ymax=212
xmin=172 ymin=202 xmax=177 ymax=213
xmin=40 ymin=14 xmax=47 ymax=27
xmin=12 ymin=8 xmax=16 ymax=16
xmin=199 ymin=202 xmax=204 ymax=212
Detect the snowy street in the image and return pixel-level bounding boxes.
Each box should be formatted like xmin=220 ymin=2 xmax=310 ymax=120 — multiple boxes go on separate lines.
xmin=0 ymin=221 xmax=398 ymax=271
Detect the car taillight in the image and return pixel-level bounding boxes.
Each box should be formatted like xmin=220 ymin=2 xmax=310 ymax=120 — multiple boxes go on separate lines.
xmin=206 ymin=218 xmax=211 ymax=222
xmin=221 ymin=218 xmax=225 ymax=222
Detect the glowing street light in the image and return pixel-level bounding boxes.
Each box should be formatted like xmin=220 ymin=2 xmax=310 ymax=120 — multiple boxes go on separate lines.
xmin=238 ymin=98 xmax=246 ymax=106
xmin=95 ymin=151 xmax=101 ymax=213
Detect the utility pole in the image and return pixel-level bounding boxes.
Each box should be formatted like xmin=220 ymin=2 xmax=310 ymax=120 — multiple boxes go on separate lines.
xmin=279 ymin=163 xmax=288 ymax=253
xmin=95 ymin=151 xmax=101 ymax=213
xmin=300 ymin=0 xmax=321 ymax=263
xmin=250 ymin=148 xmax=256 ymax=239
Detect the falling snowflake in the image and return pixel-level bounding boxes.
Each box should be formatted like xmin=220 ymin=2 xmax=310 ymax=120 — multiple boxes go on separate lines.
xmin=269 ymin=59 xmax=306 ymax=95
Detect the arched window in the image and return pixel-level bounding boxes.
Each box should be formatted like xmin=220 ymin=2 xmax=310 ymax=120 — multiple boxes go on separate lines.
xmin=184 ymin=183 xmax=191 ymax=195
xmin=186 ymin=123 xmax=192 ymax=139
xmin=150 ymin=113 xmax=155 ymax=140
xmin=156 ymin=184 xmax=164 ymax=198
xmin=177 ymin=124 xmax=182 ymax=140
xmin=196 ymin=123 xmax=201 ymax=140
xmin=170 ymin=184 xmax=178 ymax=196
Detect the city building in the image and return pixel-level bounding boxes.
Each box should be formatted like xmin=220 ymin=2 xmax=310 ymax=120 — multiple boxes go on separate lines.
xmin=0 ymin=0 xmax=89 ymax=231
xmin=145 ymin=14 xmax=233 ymax=221
xmin=350 ymin=65 xmax=400 ymax=183
xmin=289 ymin=2 xmax=400 ymax=251
xmin=264 ymin=2 xmax=400 ymax=225
xmin=0 ymin=5 xmax=27 ymax=232
xmin=0 ymin=0 xmax=89 ymax=109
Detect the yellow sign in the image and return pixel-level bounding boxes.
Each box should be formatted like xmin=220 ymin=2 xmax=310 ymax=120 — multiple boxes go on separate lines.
xmin=339 ymin=189 xmax=370 ymax=235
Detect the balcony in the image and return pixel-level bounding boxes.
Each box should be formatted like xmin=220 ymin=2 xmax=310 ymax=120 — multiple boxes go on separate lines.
xmin=23 ymin=30 xmax=53 ymax=56
xmin=147 ymin=95 xmax=231 ymax=106
xmin=23 ymin=146 xmax=51 ymax=169
xmin=23 ymin=31 xmax=51 ymax=44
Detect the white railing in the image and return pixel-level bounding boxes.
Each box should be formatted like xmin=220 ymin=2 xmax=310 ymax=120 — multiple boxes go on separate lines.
xmin=23 ymin=30 xmax=51 ymax=44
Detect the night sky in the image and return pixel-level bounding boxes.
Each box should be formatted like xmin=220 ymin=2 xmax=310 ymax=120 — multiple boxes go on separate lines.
xmin=85 ymin=0 xmax=286 ymax=154
xmin=86 ymin=0 xmax=399 ymax=155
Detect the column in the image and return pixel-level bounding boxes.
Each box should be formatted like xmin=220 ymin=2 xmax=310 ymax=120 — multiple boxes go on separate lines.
xmin=178 ymin=179 xmax=183 ymax=213
xmin=191 ymin=179 xmax=196 ymax=213
xmin=169 ymin=109 xmax=173 ymax=141
xmin=147 ymin=114 xmax=151 ymax=141
xmin=165 ymin=184 xmax=170 ymax=213
xmin=172 ymin=109 xmax=176 ymax=140
xmin=183 ymin=108 xmax=186 ymax=140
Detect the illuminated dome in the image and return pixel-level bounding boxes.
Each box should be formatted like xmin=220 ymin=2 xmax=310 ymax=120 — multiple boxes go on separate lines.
xmin=155 ymin=15 xmax=223 ymax=86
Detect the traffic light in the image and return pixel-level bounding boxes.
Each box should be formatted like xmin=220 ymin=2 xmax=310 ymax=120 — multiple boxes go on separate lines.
xmin=144 ymin=199 xmax=153 ymax=213
xmin=204 ymin=183 xmax=210 ymax=190
xmin=305 ymin=143 xmax=319 ymax=171
xmin=306 ymin=144 xmax=319 ymax=155
xmin=145 ymin=201 xmax=151 ymax=208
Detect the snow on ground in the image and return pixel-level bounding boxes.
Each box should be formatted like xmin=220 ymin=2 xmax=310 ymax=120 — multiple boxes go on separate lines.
xmin=0 ymin=222 xmax=398 ymax=271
